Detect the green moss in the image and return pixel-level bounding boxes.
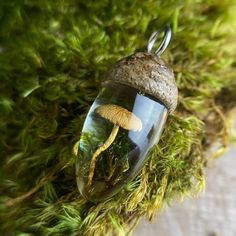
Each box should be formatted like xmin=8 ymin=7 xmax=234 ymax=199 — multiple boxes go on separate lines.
xmin=0 ymin=0 xmax=236 ymax=235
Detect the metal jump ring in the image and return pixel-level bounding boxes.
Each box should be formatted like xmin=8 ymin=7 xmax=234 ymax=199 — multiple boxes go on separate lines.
xmin=147 ymin=25 xmax=172 ymax=57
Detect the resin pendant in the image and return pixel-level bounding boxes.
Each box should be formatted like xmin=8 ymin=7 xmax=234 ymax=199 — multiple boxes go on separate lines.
xmin=75 ymin=26 xmax=178 ymax=201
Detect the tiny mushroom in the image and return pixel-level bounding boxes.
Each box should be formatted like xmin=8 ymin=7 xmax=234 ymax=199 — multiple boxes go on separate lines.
xmin=86 ymin=104 xmax=142 ymax=189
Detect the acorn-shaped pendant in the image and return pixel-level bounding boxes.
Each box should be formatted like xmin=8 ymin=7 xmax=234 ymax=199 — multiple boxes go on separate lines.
xmin=75 ymin=26 xmax=178 ymax=201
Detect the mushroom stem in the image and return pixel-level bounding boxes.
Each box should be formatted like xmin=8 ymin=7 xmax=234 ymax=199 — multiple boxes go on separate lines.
xmin=87 ymin=125 xmax=120 ymax=189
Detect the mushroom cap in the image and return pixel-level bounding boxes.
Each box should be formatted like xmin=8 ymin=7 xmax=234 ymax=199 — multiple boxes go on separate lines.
xmin=95 ymin=104 xmax=142 ymax=132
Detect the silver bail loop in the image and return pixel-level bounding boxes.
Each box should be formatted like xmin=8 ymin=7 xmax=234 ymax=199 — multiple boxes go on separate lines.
xmin=147 ymin=25 xmax=172 ymax=57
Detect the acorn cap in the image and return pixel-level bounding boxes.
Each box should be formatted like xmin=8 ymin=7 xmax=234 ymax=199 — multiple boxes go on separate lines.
xmin=103 ymin=52 xmax=178 ymax=113
xmin=95 ymin=104 xmax=142 ymax=132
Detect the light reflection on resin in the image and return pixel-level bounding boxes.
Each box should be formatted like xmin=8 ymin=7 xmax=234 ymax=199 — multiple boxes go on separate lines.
xmin=76 ymin=83 xmax=168 ymax=201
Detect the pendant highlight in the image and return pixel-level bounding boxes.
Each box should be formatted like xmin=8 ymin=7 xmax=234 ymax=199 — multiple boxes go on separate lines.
xmin=75 ymin=26 xmax=178 ymax=201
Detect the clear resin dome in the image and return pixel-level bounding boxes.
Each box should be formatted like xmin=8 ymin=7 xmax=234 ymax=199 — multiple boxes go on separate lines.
xmin=76 ymin=82 xmax=168 ymax=201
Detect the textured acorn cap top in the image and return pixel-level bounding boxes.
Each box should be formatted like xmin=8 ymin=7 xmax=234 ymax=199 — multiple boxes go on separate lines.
xmin=95 ymin=104 xmax=142 ymax=132
xmin=103 ymin=52 xmax=178 ymax=113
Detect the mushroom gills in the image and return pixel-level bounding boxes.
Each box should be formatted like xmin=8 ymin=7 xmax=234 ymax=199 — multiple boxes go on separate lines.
xmin=76 ymin=83 xmax=168 ymax=201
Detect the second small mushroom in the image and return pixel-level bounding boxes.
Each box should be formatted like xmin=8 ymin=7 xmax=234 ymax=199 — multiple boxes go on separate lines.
xmin=86 ymin=104 xmax=142 ymax=189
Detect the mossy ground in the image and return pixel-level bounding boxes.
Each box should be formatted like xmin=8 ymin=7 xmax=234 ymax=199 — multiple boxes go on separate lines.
xmin=0 ymin=0 xmax=236 ymax=235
